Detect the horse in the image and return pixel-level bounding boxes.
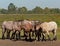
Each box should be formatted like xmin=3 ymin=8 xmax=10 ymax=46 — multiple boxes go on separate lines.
xmin=2 ymin=21 xmax=14 ymax=39
xmin=2 ymin=20 xmax=23 ymax=40
xmin=10 ymin=19 xmax=34 ymax=40
xmin=22 ymin=20 xmax=42 ymax=41
xmin=36 ymin=21 xmax=57 ymax=41
xmin=35 ymin=21 xmax=43 ymax=41
xmin=21 ymin=20 xmax=36 ymax=40
xmin=11 ymin=21 xmax=22 ymax=40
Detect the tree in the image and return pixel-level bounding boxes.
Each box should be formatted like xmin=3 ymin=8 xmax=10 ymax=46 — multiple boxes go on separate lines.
xmin=0 ymin=9 xmax=8 ymax=14
xmin=18 ymin=7 xmax=27 ymax=14
xmin=53 ymin=8 xmax=60 ymax=13
xmin=0 ymin=9 xmax=2 ymax=14
xmin=50 ymin=8 xmax=60 ymax=14
xmin=32 ymin=6 xmax=43 ymax=14
xmin=43 ymin=7 xmax=50 ymax=14
xmin=8 ymin=3 xmax=16 ymax=14
xmin=27 ymin=10 xmax=33 ymax=14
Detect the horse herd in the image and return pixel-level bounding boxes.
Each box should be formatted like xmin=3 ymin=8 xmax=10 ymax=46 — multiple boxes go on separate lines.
xmin=1 ymin=19 xmax=57 ymax=41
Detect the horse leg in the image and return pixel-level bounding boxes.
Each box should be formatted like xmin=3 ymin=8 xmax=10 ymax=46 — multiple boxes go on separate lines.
xmin=6 ymin=30 xmax=9 ymax=39
xmin=52 ymin=29 xmax=57 ymax=40
xmin=2 ymin=28 xmax=6 ymax=39
xmin=37 ymin=31 xmax=40 ymax=41
xmin=29 ymin=31 xmax=31 ymax=41
xmin=47 ymin=31 xmax=51 ymax=41
xmin=39 ymin=31 xmax=42 ymax=41
xmin=10 ymin=30 xmax=16 ymax=40
xmin=31 ymin=31 xmax=35 ymax=40
xmin=35 ymin=30 xmax=37 ymax=40
xmin=32 ymin=31 xmax=35 ymax=37
xmin=24 ymin=31 xmax=28 ymax=40
xmin=15 ymin=31 xmax=18 ymax=40
xmin=8 ymin=31 xmax=11 ymax=39
xmin=18 ymin=31 xmax=20 ymax=40
xmin=7 ymin=30 xmax=11 ymax=39
xmin=15 ymin=31 xmax=20 ymax=40
xmin=37 ymin=30 xmax=42 ymax=41
xmin=42 ymin=33 xmax=46 ymax=41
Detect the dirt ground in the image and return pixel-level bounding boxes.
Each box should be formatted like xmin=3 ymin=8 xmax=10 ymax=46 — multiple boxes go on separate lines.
xmin=0 ymin=39 xmax=60 ymax=46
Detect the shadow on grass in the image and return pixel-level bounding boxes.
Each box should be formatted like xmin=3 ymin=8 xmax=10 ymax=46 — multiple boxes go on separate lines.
xmin=0 ymin=37 xmax=35 ymax=42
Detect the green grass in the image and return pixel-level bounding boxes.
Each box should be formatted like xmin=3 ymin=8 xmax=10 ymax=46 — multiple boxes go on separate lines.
xmin=0 ymin=28 xmax=60 ymax=40
xmin=0 ymin=14 xmax=60 ymax=26
xmin=0 ymin=29 xmax=2 ymax=38
xmin=0 ymin=14 xmax=60 ymax=40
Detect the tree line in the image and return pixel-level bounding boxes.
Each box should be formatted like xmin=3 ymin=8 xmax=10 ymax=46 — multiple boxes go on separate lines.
xmin=0 ymin=3 xmax=60 ymax=14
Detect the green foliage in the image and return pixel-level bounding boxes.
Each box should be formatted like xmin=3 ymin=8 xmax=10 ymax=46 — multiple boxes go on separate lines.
xmin=43 ymin=7 xmax=50 ymax=14
xmin=32 ymin=6 xmax=43 ymax=14
xmin=0 ymin=3 xmax=60 ymax=14
xmin=0 ymin=9 xmax=8 ymax=14
xmin=8 ymin=3 xmax=16 ymax=14
xmin=18 ymin=7 xmax=27 ymax=14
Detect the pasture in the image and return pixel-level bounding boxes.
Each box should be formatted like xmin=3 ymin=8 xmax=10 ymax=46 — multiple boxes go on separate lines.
xmin=0 ymin=14 xmax=60 ymax=46
xmin=0 ymin=14 xmax=60 ymax=39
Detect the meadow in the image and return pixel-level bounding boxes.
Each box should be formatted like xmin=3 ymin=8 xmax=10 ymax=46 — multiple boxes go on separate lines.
xmin=0 ymin=14 xmax=60 ymax=39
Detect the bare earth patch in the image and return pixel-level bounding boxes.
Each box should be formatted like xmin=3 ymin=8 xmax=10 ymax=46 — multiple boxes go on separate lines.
xmin=0 ymin=39 xmax=60 ymax=46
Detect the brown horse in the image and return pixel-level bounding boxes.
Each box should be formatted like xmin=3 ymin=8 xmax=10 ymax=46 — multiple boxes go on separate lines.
xmin=21 ymin=20 xmax=34 ymax=40
xmin=21 ymin=20 xmax=41 ymax=40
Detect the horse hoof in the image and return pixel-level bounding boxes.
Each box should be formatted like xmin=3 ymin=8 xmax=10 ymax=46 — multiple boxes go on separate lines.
xmin=41 ymin=39 xmax=44 ymax=41
xmin=53 ymin=38 xmax=57 ymax=41
xmin=37 ymin=39 xmax=40 ymax=41
xmin=25 ymin=38 xmax=27 ymax=41
xmin=48 ymin=38 xmax=51 ymax=41
xmin=41 ymin=39 xmax=46 ymax=41
xmin=10 ymin=38 xmax=13 ymax=40
xmin=10 ymin=38 xmax=12 ymax=40
xmin=2 ymin=38 xmax=5 ymax=40
xmin=6 ymin=37 xmax=10 ymax=39
xmin=16 ymin=38 xmax=18 ymax=40
xmin=37 ymin=40 xmax=40 ymax=41
xmin=2 ymin=37 xmax=5 ymax=40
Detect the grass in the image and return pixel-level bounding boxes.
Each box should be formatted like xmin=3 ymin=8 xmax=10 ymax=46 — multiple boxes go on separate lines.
xmin=0 ymin=14 xmax=60 ymax=26
xmin=0 ymin=28 xmax=60 ymax=40
xmin=0 ymin=14 xmax=60 ymax=40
